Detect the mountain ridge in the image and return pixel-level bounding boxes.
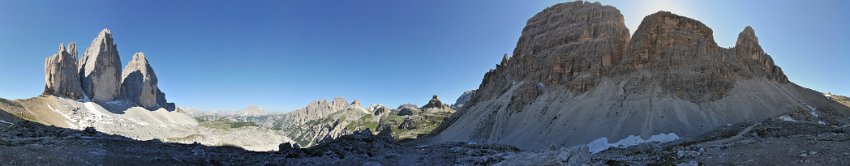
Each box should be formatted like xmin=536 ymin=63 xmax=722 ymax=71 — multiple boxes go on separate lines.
xmin=423 ymin=1 xmax=850 ymax=150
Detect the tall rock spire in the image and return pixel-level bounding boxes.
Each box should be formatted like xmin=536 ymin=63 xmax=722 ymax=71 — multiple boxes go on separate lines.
xmin=79 ymin=28 xmax=122 ymax=101
xmin=43 ymin=43 xmax=84 ymax=99
xmin=735 ymin=26 xmax=788 ymax=83
xmin=120 ymin=52 xmax=172 ymax=110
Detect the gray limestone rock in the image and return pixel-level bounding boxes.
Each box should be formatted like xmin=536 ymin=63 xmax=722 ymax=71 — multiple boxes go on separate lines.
xmin=43 ymin=43 xmax=85 ymax=99
xmin=451 ymin=90 xmax=476 ymax=109
xmin=79 ymin=28 xmax=122 ymax=102
xmin=119 ymin=52 xmax=172 ymax=110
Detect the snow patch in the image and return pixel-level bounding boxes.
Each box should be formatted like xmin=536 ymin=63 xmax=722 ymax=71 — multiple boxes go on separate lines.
xmin=779 ymin=115 xmax=797 ymax=122
xmin=818 ymin=120 xmax=826 ymax=125
xmin=47 ymin=104 xmax=78 ymax=129
xmin=804 ymin=104 xmax=819 ymax=118
xmin=586 ymin=133 xmax=680 ymax=154
xmin=105 ymin=100 xmax=131 ymax=105
xmin=0 ymin=120 xmax=12 ymax=125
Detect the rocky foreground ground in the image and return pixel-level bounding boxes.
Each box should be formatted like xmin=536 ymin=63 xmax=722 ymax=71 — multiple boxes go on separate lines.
xmin=2 ymin=113 xmax=850 ymax=165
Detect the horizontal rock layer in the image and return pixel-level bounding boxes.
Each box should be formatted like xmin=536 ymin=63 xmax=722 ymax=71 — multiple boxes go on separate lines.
xmin=428 ymin=1 xmax=848 ymax=150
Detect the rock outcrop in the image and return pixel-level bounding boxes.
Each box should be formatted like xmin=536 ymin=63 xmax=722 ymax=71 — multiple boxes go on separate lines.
xmin=422 ymin=95 xmax=454 ymax=113
xmin=331 ymin=97 xmax=348 ymax=110
xmin=399 ymin=117 xmax=417 ymax=130
xmin=369 ymin=104 xmax=390 ymax=116
xmin=43 ymin=43 xmax=85 ymax=99
xmin=451 ymin=90 xmax=476 ymax=109
xmin=396 ymin=104 xmax=421 ymax=116
xmin=119 ymin=52 xmax=173 ymax=110
xmin=351 ymin=99 xmax=361 ymax=108
xmin=79 ymin=29 xmax=122 ymax=102
xmin=426 ymin=1 xmax=850 ymax=150
xmin=41 ymin=29 xmax=176 ymax=111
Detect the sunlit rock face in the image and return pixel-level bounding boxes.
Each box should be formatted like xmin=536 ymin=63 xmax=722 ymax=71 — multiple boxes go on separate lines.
xmin=79 ymin=28 xmax=122 ymax=102
xmin=427 ymin=1 xmax=837 ymax=150
xmin=43 ymin=43 xmax=85 ymax=99
xmin=120 ymin=52 xmax=171 ymax=110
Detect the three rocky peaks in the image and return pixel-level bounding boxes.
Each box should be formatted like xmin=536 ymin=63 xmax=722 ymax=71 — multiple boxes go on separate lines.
xmin=43 ymin=28 xmax=174 ymax=111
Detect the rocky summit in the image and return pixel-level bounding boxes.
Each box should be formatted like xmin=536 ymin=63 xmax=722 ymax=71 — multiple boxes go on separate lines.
xmin=43 ymin=43 xmax=85 ymax=99
xmin=421 ymin=95 xmax=454 ymax=113
xmin=425 ymin=1 xmax=850 ymax=150
xmin=119 ymin=52 xmax=173 ymax=110
xmin=41 ymin=28 xmax=175 ymax=110
xmin=79 ymin=29 xmax=123 ymax=102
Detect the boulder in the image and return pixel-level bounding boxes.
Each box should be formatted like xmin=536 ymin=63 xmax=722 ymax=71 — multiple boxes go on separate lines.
xmin=396 ymin=104 xmax=420 ymax=116
xmin=79 ymin=28 xmax=122 ymax=102
xmin=369 ymin=104 xmax=390 ymax=116
xmin=43 ymin=43 xmax=85 ymax=99
xmin=399 ymin=117 xmax=417 ymax=130
xmin=119 ymin=52 xmax=172 ymax=110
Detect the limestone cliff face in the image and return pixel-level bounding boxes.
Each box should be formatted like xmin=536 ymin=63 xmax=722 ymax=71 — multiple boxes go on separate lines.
xmin=429 ymin=1 xmax=848 ymax=150
xmin=42 ymin=29 xmax=176 ymax=111
xmin=471 ymin=1 xmax=630 ymax=111
xmin=79 ymin=29 xmax=122 ymax=102
xmin=120 ymin=52 xmax=172 ymax=110
xmin=618 ymin=12 xmax=788 ymax=103
xmin=735 ymin=26 xmax=788 ymax=83
xmin=43 ymin=43 xmax=85 ymax=99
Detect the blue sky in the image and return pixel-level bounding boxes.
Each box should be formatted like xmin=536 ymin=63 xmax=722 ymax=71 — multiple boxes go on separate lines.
xmin=0 ymin=0 xmax=847 ymax=112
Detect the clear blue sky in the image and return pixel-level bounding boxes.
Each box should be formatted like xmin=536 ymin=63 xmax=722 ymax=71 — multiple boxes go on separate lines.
xmin=0 ymin=0 xmax=847 ymax=112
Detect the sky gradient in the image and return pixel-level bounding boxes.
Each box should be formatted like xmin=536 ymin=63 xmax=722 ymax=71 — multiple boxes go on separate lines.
xmin=1 ymin=0 xmax=848 ymax=112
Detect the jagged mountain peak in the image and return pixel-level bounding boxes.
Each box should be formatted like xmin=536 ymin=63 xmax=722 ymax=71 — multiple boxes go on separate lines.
xmin=426 ymin=2 xmax=846 ymax=150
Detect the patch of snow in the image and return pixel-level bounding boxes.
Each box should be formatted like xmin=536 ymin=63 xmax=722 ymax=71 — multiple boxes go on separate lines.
xmin=818 ymin=120 xmax=826 ymax=125
xmin=81 ymin=102 xmax=114 ymax=126
xmin=105 ymin=100 xmax=130 ymax=105
xmin=537 ymin=82 xmax=545 ymax=89
xmin=804 ymin=104 xmax=819 ymax=117
xmin=126 ymin=117 xmax=150 ymax=126
xmin=587 ymin=133 xmax=680 ymax=154
xmin=779 ymin=115 xmax=797 ymax=122
xmin=0 ymin=120 xmax=12 ymax=125
xmin=47 ymin=104 xmax=78 ymax=129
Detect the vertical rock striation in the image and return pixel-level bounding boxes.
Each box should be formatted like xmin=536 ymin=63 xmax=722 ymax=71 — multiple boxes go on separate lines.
xmin=42 ymin=28 xmax=176 ymax=111
xmin=79 ymin=28 xmax=122 ymax=102
xmin=43 ymin=43 xmax=85 ymax=99
xmin=119 ymin=52 xmax=173 ymax=110
xmin=427 ymin=1 xmax=848 ymax=150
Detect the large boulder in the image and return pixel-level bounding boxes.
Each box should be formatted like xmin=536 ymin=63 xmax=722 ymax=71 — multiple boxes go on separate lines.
xmin=43 ymin=43 xmax=85 ymax=99
xmin=119 ymin=52 xmax=172 ymax=110
xmin=79 ymin=28 xmax=122 ymax=102
xmin=396 ymin=104 xmax=420 ymax=116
